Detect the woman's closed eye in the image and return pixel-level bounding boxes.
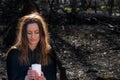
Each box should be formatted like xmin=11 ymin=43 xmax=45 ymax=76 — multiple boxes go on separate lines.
xmin=27 ymin=31 xmax=39 ymax=35
xmin=27 ymin=32 xmax=32 ymax=34
xmin=35 ymin=31 xmax=39 ymax=34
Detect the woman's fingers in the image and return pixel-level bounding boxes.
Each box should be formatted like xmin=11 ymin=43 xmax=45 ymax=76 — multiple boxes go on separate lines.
xmin=26 ymin=67 xmax=46 ymax=80
xmin=38 ymin=72 xmax=46 ymax=80
xmin=27 ymin=68 xmax=40 ymax=80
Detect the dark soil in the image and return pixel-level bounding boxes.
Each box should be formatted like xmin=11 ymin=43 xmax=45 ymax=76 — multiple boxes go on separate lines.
xmin=50 ymin=24 xmax=120 ymax=80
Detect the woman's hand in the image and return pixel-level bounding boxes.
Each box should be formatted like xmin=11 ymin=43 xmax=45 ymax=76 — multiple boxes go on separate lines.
xmin=25 ymin=67 xmax=46 ymax=80
xmin=37 ymin=73 xmax=46 ymax=80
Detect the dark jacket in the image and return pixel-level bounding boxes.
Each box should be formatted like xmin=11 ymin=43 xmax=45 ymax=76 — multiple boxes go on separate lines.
xmin=6 ymin=48 xmax=57 ymax=80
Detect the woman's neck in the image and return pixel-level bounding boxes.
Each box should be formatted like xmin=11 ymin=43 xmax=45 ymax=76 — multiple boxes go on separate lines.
xmin=29 ymin=44 xmax=37 ymax=51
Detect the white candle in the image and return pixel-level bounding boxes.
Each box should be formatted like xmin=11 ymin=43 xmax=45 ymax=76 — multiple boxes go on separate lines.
xmin=32 ymin=64 xmax=41 ymax=76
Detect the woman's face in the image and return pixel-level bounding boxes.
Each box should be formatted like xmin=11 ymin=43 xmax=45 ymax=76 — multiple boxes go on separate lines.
xmin=26 ymin=23 xmax=40 ymax=48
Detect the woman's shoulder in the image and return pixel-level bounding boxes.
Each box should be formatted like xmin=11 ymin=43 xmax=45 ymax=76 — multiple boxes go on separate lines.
xmin=6 ymin=46 xmax=21 ymax=65
xmin=7 ymin=46 xmax=21 ymax=58
xmin=8 ymin=46 xmax=20 ymax=53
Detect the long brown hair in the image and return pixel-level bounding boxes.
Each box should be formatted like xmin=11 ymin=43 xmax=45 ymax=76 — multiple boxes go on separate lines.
xmin=11 ymin=12 xmax=51 ymax=65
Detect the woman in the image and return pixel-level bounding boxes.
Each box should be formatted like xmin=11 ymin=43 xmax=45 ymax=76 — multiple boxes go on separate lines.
xmin=6 ymin=12 xmax=57 ymax=80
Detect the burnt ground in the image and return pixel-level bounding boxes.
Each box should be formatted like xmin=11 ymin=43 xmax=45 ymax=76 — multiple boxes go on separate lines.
xmin=50 ymin=24 xmax=120 ymax=80
xmin=0 ymin=24 xmax=120 ymax=80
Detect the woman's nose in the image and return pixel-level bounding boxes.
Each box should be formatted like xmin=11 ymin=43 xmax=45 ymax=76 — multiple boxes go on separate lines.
xmin=31 ymin=33 xmax=35 ymax=38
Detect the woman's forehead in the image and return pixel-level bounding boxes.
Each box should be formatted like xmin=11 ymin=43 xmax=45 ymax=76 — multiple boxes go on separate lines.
xmin=27 ymin=23 xmax=39 ymax=30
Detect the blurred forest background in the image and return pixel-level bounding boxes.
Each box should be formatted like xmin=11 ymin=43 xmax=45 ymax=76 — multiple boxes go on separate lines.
xmin=0 ymin=0 xmax=120 ymax=80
